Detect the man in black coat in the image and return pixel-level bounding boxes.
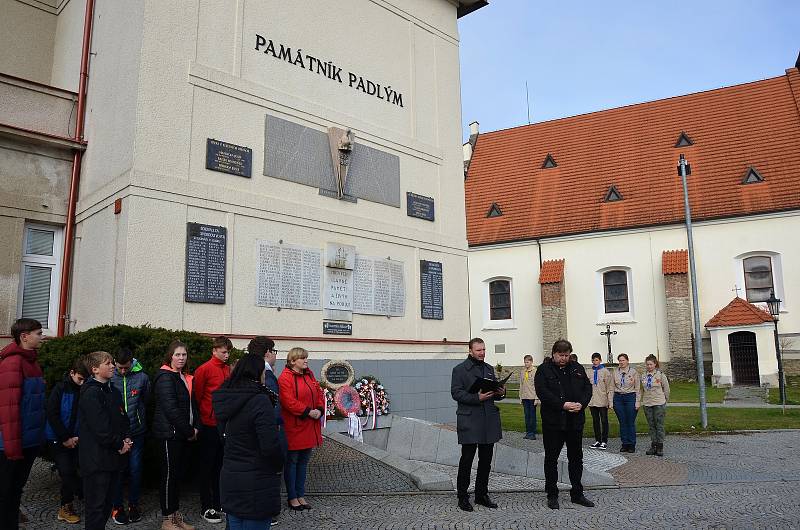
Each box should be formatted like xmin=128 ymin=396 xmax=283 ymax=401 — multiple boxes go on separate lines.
xmin=534 ymin=339 xmax=594 ymax=510
xmin=450 ymin=337 xmax=505 ymax=512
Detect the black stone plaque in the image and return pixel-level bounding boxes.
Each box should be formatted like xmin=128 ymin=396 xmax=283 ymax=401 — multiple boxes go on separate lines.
xmin=185 ymin=223 xmax=227 ymax=304
xmin=406 ymin=192 xmax=435 ymax=221
xmin=420 ymin=260 xmax=443 ymax=320
xmin=323 ymin=321 xmax=353 ymax=336
xmin=325 ymin=365 xmax=352 ymax=385
xmin=206 ymin=138 xmax=252 ymax=178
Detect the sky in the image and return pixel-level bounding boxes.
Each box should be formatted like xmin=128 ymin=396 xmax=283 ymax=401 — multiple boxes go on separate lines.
xmin=457 ymin=0 xmax=800 ymax=140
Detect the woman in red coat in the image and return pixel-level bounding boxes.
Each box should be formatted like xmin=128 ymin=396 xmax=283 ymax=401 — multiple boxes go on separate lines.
xmin=278 ymin=347 xmax=323 ymax=511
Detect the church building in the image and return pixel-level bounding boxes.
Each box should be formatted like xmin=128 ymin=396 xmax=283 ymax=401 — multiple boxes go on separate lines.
xmin=1 ymin=0 xmax=488 ymax=423
xmin=464 ymin=57 xmax=800 ymax=386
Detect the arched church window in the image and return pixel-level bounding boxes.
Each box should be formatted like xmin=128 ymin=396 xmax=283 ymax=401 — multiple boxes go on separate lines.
xmin=489 ymin=280 xmax=512 ymax=320
xmin=603 ymin=270 xmax=629 ymax=313
xmin=743 ymin=256 xmax=774 ymax=303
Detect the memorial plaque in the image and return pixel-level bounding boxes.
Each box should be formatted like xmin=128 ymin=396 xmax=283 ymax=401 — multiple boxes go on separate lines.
xmin=325 ymin=268 xmax=353 ymax=311
xmin=352 ymin=255 xmax=405 ymax=317
xmin=320 ymin=360 xmax=355 ymax=389
xmin=420 ymin=260 xmax=443 ymax=320
xmin=323 ymin=321 xmax=353 ymax=336
xmin=206 ymin=139 xmax=252 ymax=178
xmin=185 ymin=223 xmax=227 ymax=304
xmin=406 ymin=192 xmax=435 ymax=221
xmin=256 ymin=241 xmax=321 ymax=310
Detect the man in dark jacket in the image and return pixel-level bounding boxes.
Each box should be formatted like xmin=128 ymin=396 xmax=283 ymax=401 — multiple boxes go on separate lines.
xmin=110 ymin=348 xmax=150 ymax=524
xmin=0 ymin=318 xmax=46 ymax=530
xmin=450 ymin=337 xmax=505 ymax=512
xmin=534 ymin=339 xmax=594 ymax=510
xmin=248 ymin=336 xmax=287 ymax=457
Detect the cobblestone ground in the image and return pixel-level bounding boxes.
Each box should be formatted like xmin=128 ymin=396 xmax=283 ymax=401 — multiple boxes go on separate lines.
xmin=20 ymin=431 xmax=800 ymax=529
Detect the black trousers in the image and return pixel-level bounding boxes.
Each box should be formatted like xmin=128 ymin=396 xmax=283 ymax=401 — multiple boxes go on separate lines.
xmin=83 ymin=471 xmax=117 ymax=530
xmin=0 ymin=447 xmax=38 ymax=530
xmin=542 ymin=428 xmax=583 ymax=498
xmin=159 ymin=439 xmax=187 ymax=516
xmin=456 ymin=443 xmax=493 ymax=499
xmin=51 ymin=442 xmax=83 ymax=505
xmin=197 ymin=425 xmax=224 ymax=511
xmin=590 ymin=407 xmax=609 ymax=443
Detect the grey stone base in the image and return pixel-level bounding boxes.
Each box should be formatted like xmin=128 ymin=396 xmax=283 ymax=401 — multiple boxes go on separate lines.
xmin=662 ymin=357 xmax=700 ymax=382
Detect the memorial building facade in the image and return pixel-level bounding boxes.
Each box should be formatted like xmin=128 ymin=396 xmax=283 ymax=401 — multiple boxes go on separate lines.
xmin=1 ymin=0 xmax=488 ymax=422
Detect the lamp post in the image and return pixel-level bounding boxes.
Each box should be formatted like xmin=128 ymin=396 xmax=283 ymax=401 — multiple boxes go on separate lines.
xmin=766 ymin=290 xmax=786 ymax=413
xmin=678 ymin=153 xmax=708 ymax=428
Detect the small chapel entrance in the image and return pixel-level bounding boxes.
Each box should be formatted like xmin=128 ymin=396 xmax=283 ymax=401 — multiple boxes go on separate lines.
xmin=728 ymin=331 xmax=760 ymax=385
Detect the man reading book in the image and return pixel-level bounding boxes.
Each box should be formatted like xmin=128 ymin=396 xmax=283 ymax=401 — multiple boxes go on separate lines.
xmin=450 ymin=338 xmax=505 ymax=512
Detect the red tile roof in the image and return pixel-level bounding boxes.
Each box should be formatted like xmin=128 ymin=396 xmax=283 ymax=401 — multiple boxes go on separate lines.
xmin=539 ymin=259 xmax=564 ymax=284
xmin=465 ymin=68 xmax=800 ymax=246
xmin=662 ymin=250 xmax=688 ymax=275
xmin=705 ymin=297 xmax=774 ymax=328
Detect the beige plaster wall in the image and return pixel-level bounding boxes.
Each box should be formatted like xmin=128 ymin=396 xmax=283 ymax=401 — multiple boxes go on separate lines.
xmin=0 ymin=216 xmax=24 ymax=335
xmin=0 ymin=0 xmax=56 ymax=84
xmin=50 ymin=0 xmax=86 ymax=91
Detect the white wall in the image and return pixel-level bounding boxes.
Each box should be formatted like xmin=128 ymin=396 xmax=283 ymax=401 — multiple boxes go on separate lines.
xmin=0 ymin=0 xmax=56 ymax=84
xmin=469 ymin=212 xmax=800 ymax=366
xmin=50 ymin=0 xmax=86 ymax=91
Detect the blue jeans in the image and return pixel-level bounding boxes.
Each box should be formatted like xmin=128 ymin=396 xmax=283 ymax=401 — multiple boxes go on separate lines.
xmin=284 ymin=448 xmax=312 ymax=500
xmin=613 ymin=393 xmax=638 ymax=447
xmin=522 ymin=399 xmax=538 ymax=436
xmin=227 ymin=514 xmax=271 ymax=529
xmin=113 ymin=434 xmax=144 ymax=507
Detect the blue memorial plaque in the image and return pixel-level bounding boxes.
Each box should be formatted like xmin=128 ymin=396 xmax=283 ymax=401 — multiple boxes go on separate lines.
xmin=420 ymin=260 xmax=443 ymax=320
xmin=406 ymin=192 xmax=435 ymax=221
xmin=206 ymin=138 xmax=252 ymax=178
xmin=323 ymin=321 xmax=353 ymax=335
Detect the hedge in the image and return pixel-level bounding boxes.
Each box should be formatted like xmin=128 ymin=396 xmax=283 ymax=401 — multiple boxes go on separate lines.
xmin=39 ymin=324 xmax=242 ymax=389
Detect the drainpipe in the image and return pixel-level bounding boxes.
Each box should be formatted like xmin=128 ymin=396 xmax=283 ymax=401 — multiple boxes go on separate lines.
xmin=57 ymin=0 xmax=96 ymax=337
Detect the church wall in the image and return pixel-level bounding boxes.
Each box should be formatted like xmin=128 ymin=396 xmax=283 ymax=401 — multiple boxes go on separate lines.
xmin=470 ymin=212 xmax=800 ymax=368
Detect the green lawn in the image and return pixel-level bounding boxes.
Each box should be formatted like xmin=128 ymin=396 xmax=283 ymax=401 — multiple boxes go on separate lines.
xmin=768 ymin=376 xmax=800 ymax=405
xmin=506 ymin=380 xmax=726 ymax=403
xmin=669 ymin=380 xmax=727 ymax=403
xmin=499 ymin=402 xmax=800 ymax=436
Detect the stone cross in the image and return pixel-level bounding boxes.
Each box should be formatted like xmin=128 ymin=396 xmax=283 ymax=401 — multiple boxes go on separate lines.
xmin=600 ymin=324 xmax=617 ymax=365
xmin=732 ymin=285 xmax=742 ymax=298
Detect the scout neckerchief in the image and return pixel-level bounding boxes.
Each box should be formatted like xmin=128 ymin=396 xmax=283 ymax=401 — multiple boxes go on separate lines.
xmin=592 ymin=364 xmax=604 ymax=385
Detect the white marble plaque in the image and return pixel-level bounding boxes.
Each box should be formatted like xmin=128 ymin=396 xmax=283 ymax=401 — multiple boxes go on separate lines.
xmin=351 ymin=255 xmax=405 ymax=317
xmin=325 ymin=268 xmax=353 ymax=311
xmin=326 ymin=243 xmax=356 ymax=270
xmin=256 ymin=241 xmax=321 ymax=310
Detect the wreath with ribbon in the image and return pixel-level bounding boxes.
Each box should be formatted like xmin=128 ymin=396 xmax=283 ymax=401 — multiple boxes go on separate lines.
xmin=333 ymin=385 xmax=362 ymax=416
xmin=355 ymin=376 xmax=390 ymax=419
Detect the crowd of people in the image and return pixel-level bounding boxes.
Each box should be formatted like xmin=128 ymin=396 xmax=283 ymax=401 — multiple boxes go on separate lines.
xmin=0 ymin=318 xmax=324 ymax=530
xmin=452 ymin=337 xmax=670 ymax=511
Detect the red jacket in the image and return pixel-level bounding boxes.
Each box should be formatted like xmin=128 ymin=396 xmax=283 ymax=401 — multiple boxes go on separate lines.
xmin=278 ymin=367 xmax=324 ymax=451
xmin=0 ymin=342 xmax=45 ymax=459
xmin=193 ymin=356 xmax=230 ymax=427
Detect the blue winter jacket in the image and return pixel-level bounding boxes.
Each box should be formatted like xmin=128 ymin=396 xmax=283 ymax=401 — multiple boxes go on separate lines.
xmin=110 ymin=359 xmax=150 ymax=437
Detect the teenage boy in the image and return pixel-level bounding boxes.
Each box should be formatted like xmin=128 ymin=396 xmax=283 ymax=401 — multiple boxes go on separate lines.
xmin=519 ymin=355 xmax=539 ymax=440
xmin=0 ymin=318 xmax=46 ymax=530
xmin=111 ymin=348 xmax=150 ymax=524
xmin=193 ymin=336 xmax=232 ymax=524
xmin=46 ymin=356 xmax=89 ymax=524
xmin=80 ymin=351 xmax=132 ymax=530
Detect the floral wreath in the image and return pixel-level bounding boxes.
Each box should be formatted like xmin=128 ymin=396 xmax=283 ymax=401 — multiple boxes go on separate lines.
xmin=322 ymin=386 xmax=337 ymax=418
xmin=354 ymin=376 xmax=390 ymax=417
xmin=333 ymin=385 xmax=362 ymax=416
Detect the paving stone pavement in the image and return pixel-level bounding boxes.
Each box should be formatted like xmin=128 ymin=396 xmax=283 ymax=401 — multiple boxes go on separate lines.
xmin=19 ymin=431 xmax=800 ymax=529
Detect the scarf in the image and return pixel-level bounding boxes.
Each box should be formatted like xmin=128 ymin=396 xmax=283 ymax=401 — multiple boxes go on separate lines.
xmin=592 ymin=364 xmax=604 ymax=385
xmin=646 ymin=372 xmax=656 ymax=390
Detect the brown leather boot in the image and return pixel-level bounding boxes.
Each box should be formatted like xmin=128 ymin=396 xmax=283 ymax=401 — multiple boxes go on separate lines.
xmin=173 ymin=511 xmax=196 ymax=530
xmin=161 ymin=514 xmax=181 ymax=530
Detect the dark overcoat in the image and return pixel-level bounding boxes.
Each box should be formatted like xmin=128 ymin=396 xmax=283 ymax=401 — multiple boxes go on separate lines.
xmin=450 ymin=356 xmax=503 ymax=445
xmin=534 ymin=360 xmax=592 ymax=431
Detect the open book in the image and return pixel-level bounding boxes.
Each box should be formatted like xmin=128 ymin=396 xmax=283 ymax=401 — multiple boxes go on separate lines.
xmin=467 ymin=372 xmax=512 ymax=394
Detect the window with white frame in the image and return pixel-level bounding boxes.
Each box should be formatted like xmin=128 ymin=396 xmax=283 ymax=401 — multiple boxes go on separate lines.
xmin=602 ymin=270 xmax=629 ymax=313
xmin=743 ymin=256 xmax=774 ymax=303
xmin=489 ymin=279 xmax=512 ymax=320
xmin=17 ymin=224 xmax=63 ymax=334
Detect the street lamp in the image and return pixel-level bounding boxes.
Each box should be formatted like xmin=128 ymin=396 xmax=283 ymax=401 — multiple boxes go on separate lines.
xmin=766 ymin=290 xmax=786 ymax=413
xmin=677 ymin=153 xmax=708 ymax=428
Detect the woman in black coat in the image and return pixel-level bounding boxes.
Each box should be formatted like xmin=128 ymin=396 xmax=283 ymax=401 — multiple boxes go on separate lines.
xmin=212 ymin=353 xmax=284 ymax=529
xmin=152 ymin=340 xmax=199 ymax=530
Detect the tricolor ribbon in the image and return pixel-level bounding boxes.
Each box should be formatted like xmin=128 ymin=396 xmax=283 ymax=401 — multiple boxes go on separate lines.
xmin=360 ymin=386 xmax=378 ymax=430
xmin=322 ymin=389 xmax=328 ymax=428
xmin=347 ymin=412 xmax=363 ymax=442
